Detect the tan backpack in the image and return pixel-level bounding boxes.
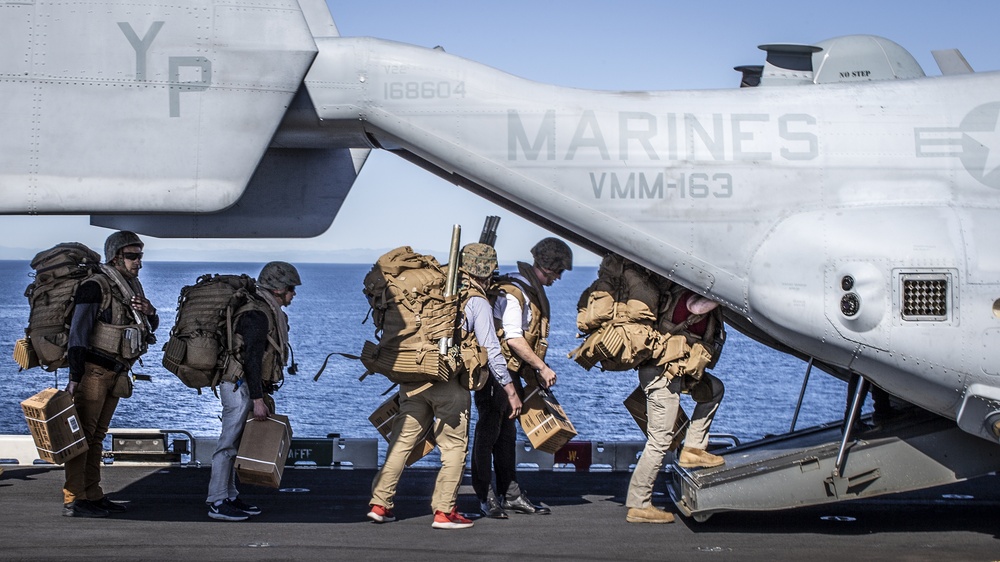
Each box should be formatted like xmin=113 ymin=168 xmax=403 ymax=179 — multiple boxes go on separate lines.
xmin=569 ymin=255 xmax=664 ymax=371
xmin=359 ymin=247 xmax=462 ymax=385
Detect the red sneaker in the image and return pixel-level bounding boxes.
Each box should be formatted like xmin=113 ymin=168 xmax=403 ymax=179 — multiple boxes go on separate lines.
xmin=432 ymin=507 xmax=474 ymax=529
xmin=367 ymin=504 xmax=396 ymax=523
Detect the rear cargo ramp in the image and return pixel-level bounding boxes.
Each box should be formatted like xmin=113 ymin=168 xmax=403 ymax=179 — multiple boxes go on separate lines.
xmin=669 ymin=410 xmax=1000 ymax=522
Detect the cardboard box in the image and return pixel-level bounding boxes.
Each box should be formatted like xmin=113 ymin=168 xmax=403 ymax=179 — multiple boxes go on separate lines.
xmin=21 ymin=388 xmax=88 ymax=464
xmin=519 ymin=387 xmax=577 ymax=454
xmin=369 ymin=393 xmax=436 ymax=466
xmin=235 ymin=413 xmax=292 ymax=488
xmin=623 ymin=385 xmax=649 ymax=434
xmin=13 ymin=338 xmax=39 ymax=370
xmin=623 ymin=385 xmax=689 ymax=451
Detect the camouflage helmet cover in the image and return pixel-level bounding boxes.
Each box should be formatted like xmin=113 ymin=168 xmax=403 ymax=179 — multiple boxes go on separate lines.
xmin=530 ymin=237 xmax=573 ymax=272
xmin=258 ymin=261 xmax=302 ymax=291
xmin=460 ymin=243 xmax=498 ymax=278
xmin=104 ymin=231 xmax=144 ymax=263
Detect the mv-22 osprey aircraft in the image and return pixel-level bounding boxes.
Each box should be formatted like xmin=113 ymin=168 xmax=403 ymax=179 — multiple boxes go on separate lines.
xmin=3 ymin=0 xmax=1000 ymax=520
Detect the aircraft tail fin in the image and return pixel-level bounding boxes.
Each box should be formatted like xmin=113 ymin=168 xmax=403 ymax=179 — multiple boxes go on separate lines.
xmin=93 ymin=0 xmax=373 ymax=238
xmin=298 ymin=0 xmax=340 ymax=38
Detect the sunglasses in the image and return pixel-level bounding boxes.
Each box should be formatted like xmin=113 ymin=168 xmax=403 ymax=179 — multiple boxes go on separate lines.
xmin=122 ymin=251 xmax=144 ymax=261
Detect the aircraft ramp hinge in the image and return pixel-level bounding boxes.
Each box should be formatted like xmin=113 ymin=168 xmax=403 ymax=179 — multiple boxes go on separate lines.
xmin=798 ymin=456 xmax=821 ymax=473
xmin=824 ymin=467 xmax=881 ymax=498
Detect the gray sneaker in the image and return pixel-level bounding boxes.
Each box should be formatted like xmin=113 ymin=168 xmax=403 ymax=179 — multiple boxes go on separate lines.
xmin=208 ymin=499 xmax=249 ymax=522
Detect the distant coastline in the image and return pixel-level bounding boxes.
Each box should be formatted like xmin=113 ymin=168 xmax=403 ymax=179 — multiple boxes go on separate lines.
xmin=0 ymin=247 xmax=431 ymax=265
xmin=0 ymin=248 xmax=602 ymax=267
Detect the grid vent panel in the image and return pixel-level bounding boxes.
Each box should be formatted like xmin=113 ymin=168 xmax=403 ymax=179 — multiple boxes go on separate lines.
xmin=901 ymin=276 xmax=948 ymax=321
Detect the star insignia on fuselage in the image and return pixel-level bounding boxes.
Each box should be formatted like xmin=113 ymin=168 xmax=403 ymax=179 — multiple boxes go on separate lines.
xmin=959 ymin=102 xmax=1000 ymax=187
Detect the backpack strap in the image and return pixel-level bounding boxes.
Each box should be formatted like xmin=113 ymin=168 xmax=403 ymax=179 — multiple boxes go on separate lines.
xmin=312 ymin=351 xmax=360 ymax=381
xmin=98 ymin=264 xmax=149 ymax=330
xmin=514 ymin=261 xmax=551 ymax=320
xmin=87 ymin=273 xmax=115 ymax=317
xmin=665 ymin=312 xmax=707 ymax=336
xmin=234 ymin=298 xmax=284 ymax=358
xmin=494 ymin=276 xmax=527 ymax=309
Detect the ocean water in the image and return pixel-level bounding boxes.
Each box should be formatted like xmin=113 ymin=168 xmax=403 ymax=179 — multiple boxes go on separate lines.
xmin=0 ymin=260 xmax=853 ymax=446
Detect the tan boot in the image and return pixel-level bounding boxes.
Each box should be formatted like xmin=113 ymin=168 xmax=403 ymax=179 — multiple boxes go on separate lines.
xmin=626 ymin=505 xmax=675 ymax=524
xmin=678 ymin=446 xmax=725 ymax=468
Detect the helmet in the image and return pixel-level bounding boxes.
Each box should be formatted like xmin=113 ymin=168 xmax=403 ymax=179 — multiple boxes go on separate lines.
xmin=257 ymin=261 xmax=302 ymax=291
xmin=530 ymin=237 xmax=573 ymax=272
xmin=460 ymin=243 xmax=498 ymax=278
xmin=104 ymin=231 xmax=144 ymax=263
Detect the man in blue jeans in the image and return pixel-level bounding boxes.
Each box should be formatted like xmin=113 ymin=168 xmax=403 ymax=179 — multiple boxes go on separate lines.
xmin=206 ymin=261 xmax=300 ymax=521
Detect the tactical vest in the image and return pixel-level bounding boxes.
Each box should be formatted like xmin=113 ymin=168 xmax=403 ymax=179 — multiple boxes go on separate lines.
xmin=86 ymin=271 xmax=151 ymax=367
xmin=493 ymin=261 xmax=550 ymax=375
xmin=222 ymin=289 xmax=289 ymax=389
xmin=455 ymin=278 xmax=490 ymax=391
xmin=654 ymin=286 xmax=726 ymax=380
xmin=656 ymin=287 xmax=722 ymax=345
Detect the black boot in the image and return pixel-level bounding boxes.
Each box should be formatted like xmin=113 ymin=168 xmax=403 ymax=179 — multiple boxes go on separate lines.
xmin=502 ymin=491 xmax=551 ymax=515
xmin=92 ymin=496 xmax=128 ymax=513
xmin=63 ymin=500 xmax=109 ymax=518
xmin=480 ymin=488 xmax=508 ymax=519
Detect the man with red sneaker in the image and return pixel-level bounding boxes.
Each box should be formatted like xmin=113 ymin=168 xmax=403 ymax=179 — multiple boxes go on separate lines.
xmin=367 ymin=243 xmax=506 ymax=530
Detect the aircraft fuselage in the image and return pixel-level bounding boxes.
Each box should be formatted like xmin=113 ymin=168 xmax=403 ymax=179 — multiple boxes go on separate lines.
xmin=305 ymin=38 xmax=1000 ymax=439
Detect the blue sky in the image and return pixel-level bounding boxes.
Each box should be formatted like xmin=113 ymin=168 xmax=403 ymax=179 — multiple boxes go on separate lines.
xmin=3 ymin=1 xmax=998 ymax=264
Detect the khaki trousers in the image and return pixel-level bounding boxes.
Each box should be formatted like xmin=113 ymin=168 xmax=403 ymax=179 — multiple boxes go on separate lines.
xmin=63 ymin=363 xmax=120 ymax=504
xmin=625 ymin=367 xmax=724 ymax=509
xmin=370 ymin=378 xmax=470 ymax=514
